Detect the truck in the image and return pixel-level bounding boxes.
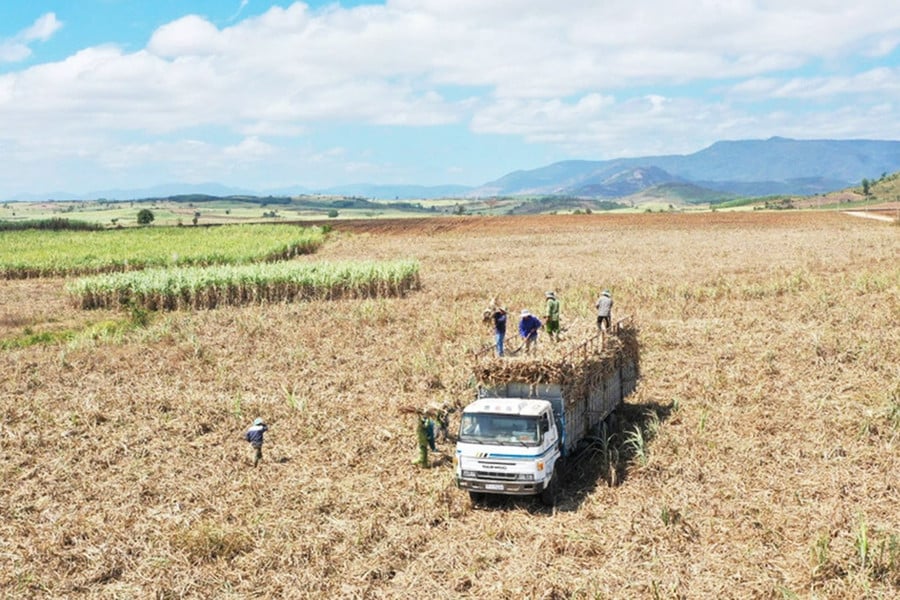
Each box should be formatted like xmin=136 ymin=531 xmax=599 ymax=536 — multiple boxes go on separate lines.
xmin=455 ymin=320 xmax=640 ymax=505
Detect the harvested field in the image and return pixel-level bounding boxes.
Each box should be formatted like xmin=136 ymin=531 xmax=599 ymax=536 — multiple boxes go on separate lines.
xmin=1 ymin=212 xmax=898 ymax=598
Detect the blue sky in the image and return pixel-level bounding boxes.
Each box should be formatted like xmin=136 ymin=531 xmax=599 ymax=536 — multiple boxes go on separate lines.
xmin=1 ymin=1 xmax=899 ymax=197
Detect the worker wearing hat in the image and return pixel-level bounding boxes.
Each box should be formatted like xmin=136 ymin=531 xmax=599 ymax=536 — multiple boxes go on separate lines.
xmin=544 ymin=291 xmax=560 ymax=342
xmin=518 ymin=309 xmax=543 ymax=354
xmin=245 ymin=417 xmax=269 ymax=467
xmin=595 ymin=289 xmax=613 ymax=331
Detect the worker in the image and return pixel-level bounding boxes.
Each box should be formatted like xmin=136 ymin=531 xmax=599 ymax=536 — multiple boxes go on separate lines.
xmin=414 ymin=410 xmax=436 ymax=468
xmin=483 ymin=297 xmax=508 ymax=357
xmin=544 ymin=291 xmax=560 ymax=342
xmin=434 ymin=403 xmax=455 ymax=442
xmin=244 ymin=417 xmax=268 ymax=467
xmin=518 ymin=309 xmax=543 ymax=354
xmin=596 ymin=290 xmax=613 ymax=331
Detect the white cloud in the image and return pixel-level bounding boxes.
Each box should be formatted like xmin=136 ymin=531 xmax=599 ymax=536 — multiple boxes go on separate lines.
xmin=147 ymin=15 xmax=224 ymax=58
xmin=223 ymin=136 xmax=275 ymax=159
xmin=1 ymin=1 xmax=900 ymax=194
xmin=0 ymin=42 xmax=31 ymax=63
xmin=22 ymin=13 xmax=63 ymax=42
xmin=730 ymin=67 xmax=900 ymax=100
xmin=0 ymin=12 xmax=62 ymax=63
xmin=228 ymin=0 xmax=251 ymax=23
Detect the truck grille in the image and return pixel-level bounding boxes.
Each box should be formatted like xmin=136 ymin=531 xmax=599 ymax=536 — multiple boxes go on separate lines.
xmin=472 ymin=471 xmax=517 ymax=481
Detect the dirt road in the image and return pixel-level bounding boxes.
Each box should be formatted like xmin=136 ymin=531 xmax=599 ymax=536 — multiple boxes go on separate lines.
xmin=843 ymin=210 xmax=898 ymax=222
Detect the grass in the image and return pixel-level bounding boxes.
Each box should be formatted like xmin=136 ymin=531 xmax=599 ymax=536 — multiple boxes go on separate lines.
xmin=0 ymin=310 xmax=154 ymax=350
xmin=0 ymin=211 xmax=898 ymax=598
xmin=0 ymin=217 xmax=104 ymax=231
xmin=624 ymin=424 xmax=648 ymax=466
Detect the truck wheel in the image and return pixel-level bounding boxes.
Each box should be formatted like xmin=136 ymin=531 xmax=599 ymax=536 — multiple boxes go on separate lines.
xmin=540 ymin=472 xmax=559 ymax=506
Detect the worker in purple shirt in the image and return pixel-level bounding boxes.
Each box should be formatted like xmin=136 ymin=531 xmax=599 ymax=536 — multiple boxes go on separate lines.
xmin=518 ymin=309 xmax=543 ymax=354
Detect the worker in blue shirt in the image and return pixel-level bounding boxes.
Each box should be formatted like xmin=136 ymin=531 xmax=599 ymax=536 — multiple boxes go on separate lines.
xmin=518 ymin=309 xmax=543 ymax=354
xmin=245 ymin=417 xmax=268 ymax=467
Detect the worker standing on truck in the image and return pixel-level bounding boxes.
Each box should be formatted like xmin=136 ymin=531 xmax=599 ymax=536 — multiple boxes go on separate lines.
xmin=518 ymin=309 xmax=543 ymax=354
xmin=544 ymin=291 xmax=560 ymax=342
xmin=244 ymin=417 xmax=268 ymax=467
xmin=483 ymin=298 xmax=508 ymax=357
xmin=596 ymin=289 xmax=613 ymax=331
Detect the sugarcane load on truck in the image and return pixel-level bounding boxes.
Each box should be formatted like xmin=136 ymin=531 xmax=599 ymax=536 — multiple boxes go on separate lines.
xmin=455 ymin=317 xmax=640 ymax=505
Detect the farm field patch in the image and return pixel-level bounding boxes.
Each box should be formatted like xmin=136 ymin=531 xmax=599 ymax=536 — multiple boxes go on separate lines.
xmin=0 ymin=212 xmax=897 ymax=598
xmin=68 ymin=259 xmax=421 ymax=310
xmin=0 ymin=224 xmax=324 ymax=278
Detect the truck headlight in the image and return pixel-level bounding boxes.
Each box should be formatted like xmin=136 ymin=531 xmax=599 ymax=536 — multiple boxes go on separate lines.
xmin=462 ymin=470 xmax=477 ymax=478
xmin=516 ymin=474 xmax=535 ymax=481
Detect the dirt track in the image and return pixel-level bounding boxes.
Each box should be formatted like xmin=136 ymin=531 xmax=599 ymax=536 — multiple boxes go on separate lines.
xmin=843 ymin=210 xmax=898 ymax=222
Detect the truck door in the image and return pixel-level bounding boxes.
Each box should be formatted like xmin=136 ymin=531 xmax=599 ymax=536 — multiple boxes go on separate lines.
xmin=540 ymin=412 xmax=558 ymax=450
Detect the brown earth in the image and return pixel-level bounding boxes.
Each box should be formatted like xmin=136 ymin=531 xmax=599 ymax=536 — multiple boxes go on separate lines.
xmin=1 ymin=211 xmax=898 ymax=599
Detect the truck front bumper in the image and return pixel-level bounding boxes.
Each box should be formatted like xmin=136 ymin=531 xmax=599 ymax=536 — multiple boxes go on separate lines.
xmin=456 ymin=477 xmax=543 ymax=496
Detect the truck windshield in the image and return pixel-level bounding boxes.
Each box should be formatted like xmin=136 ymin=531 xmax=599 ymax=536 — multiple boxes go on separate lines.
xmin=458 ymin=413 xmax=541 ymax=446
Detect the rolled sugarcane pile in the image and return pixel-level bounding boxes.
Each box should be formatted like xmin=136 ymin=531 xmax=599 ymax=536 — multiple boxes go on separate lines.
xmin=472 ymin=319 xmax=640 ymax=405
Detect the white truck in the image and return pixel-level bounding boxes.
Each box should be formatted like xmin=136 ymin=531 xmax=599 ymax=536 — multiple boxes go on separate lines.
xmin=455 ymin=323 xmax=639 ymax=505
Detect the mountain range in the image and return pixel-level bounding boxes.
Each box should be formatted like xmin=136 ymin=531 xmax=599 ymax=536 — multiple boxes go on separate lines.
xmin=470 ymin=137 xmax=900 ymax=200
xmin=10 ymin=137 xmax=900 ymax=202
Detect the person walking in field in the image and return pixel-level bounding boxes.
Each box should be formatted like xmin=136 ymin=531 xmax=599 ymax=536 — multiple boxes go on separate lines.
xmin=595 ymin=290 xmax=613 ymax=331
xmin=518 ymin=309 xmax=543 ymax=354
xmin=544 ymin=291 xmax=561 ymax=342
xmin=245 ymin=417 xmax=268 ymax=467
xmin=483 ymin=297 xmax=508 ymax=357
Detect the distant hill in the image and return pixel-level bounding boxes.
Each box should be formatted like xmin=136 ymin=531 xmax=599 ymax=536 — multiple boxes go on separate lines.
xmin=8 ymin=137 xmax=899 ymax=203
xmin=622 ymin=182 xmax=737 ymax=206
xmin=8 ymin=182 xmax=472 ymax=202
xmin=8 ymin=183 xmax=262 ymax=202
xmin=313 ymin=183 xmax=472 ymax=200
xmin=570 ymin=166 xmax=686 ymax=198
xmin=128 ymin=194 xmax=435 ymax=213
xmin=471 ymin=137 xmax=900 ymax=200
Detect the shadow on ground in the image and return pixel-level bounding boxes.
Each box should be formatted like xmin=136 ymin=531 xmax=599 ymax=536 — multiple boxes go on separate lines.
xmin=467 ymin=399 xmax=676 ymax=514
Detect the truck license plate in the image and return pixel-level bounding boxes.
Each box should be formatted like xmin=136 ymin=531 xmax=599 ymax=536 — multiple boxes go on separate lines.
xmin=485 ymin=483 xmax=504 ymax=491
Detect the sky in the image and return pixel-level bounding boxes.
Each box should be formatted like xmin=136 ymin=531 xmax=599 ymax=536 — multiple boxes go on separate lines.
xmin=1 ymin=1 xmax=899 ymax=197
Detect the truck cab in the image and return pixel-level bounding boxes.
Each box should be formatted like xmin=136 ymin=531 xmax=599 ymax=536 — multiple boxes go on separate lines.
xmin=455 ymin=397 xmax=562 ymax=504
